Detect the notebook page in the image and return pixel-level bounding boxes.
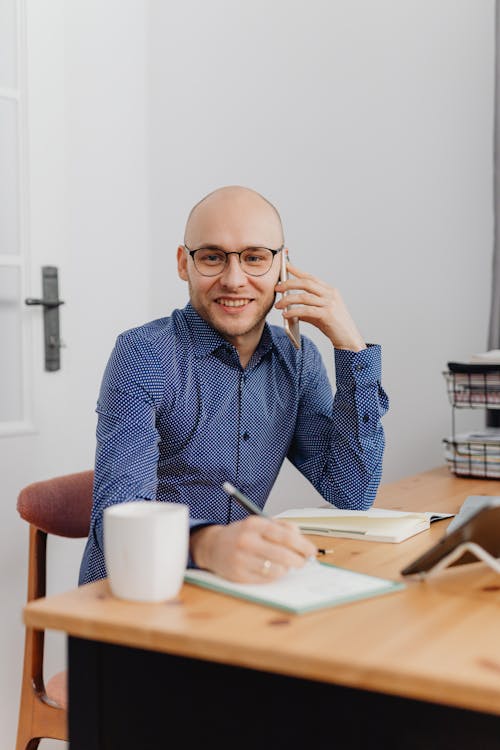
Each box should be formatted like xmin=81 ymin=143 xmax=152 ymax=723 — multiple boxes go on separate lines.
xmin=185 ymin=560 xmax=404 ymax=614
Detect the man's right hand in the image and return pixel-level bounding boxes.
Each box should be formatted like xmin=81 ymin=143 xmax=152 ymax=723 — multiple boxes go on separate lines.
xmin=189 ymin=516 xmax=316 ymax=583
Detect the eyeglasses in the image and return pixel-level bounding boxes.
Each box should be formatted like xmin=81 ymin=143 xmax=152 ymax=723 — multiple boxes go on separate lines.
xmin=184 ymin=244 xmax=283 ymax=277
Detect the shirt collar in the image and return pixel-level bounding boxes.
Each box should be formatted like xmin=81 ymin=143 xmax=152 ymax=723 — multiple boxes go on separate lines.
xmin=182 ymin=302 xmax=275 ymax=363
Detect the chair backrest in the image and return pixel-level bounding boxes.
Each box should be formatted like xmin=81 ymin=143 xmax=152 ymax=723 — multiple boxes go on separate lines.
xmin=17 ymin=469 xmax=94 ymax=539
xmin=15 ymin=470 xmax=94 ymax=748
xmin=17 ymin=469 xmax=94 ymax=603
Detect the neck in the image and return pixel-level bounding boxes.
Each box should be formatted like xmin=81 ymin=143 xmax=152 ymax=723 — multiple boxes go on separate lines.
xmin=225 ymin=324 xmax=265 ymax=369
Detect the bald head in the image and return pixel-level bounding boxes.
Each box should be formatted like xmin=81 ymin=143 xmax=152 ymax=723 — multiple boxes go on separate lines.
xmin=183 ymin=185 xmax=284 ymax=250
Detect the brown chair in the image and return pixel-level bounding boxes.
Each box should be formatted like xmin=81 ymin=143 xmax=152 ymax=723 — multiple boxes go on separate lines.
xmin=15 ymin=470 xmax=94 ymax=750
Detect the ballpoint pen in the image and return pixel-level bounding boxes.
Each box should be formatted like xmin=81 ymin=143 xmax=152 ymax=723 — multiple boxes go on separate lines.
xmin=222 ymin=482 xmax=332 ymax=558
xmin=222 ymin=481 xmax=271 ymax=518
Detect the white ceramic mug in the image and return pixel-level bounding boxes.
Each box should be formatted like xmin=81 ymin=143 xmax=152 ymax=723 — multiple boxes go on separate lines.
xmin=103 ymin=501 xmax=189 ymax=602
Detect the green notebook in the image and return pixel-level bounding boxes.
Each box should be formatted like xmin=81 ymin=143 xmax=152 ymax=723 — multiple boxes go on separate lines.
xmin=184 ymin=560 xmax=404 ymax=615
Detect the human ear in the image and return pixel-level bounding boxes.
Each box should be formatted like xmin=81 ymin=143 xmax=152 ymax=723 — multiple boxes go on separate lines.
xmin=177 ymin=245 xmax=189 ymax=281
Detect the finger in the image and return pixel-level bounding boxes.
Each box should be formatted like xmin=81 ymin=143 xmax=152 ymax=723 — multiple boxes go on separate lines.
xmin=281 ymin=304 xmax=325 ymax=321
xmin=240 ymin=516 xmax=315 ymax=560
xmin=230 ymin=559 xmax=287 ymax=583
xmin=276 ymin=276 xmax=327 ymax=296
xmin=263 ymin=519 xmax=316 ymax=558
xmin=255 ymin=559 xmax=288 ymax=582
xmin=227 ymin=544 xmax=292 ymax=583
xmin=234 ymin=516 xmax=307 ymax=560
xmin=286 ymin=262 xmax=323 ymax=284
xmin=285 ymin=262 xmax=323 ymax=284
xmin=256 ymin=539 xmax=313 ymax=571
xmin=214 ymin=541 xmax=287 ymax=583
xmin=275 ymin=292 xmax=328 ymax=310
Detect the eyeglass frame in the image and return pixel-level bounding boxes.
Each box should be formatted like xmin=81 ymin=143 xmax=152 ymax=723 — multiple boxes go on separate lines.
xmin=184 ymin=243 xmax=284 ymax=277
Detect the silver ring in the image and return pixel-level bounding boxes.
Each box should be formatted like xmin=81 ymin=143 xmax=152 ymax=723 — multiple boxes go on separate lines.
xmin=261 ymin=559 xmax=272 ymax=575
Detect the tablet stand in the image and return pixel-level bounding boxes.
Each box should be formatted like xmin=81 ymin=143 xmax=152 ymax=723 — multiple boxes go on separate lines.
xmin=416 ymin=542 xmax=500 ymax=580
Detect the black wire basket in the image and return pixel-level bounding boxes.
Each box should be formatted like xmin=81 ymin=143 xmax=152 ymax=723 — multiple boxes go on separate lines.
xmin=443 ymin=365 xmax=500 ymax=409
xmin=443 ymin=363 xmax=500 ymax=478
xmin=443 ymin=435 xmax=500 ymax=478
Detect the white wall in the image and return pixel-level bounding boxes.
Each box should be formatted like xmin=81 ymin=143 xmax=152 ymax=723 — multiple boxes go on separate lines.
xmin=2 ymin=1 xmax=150 ymax=747
xmin=148 ymin=0 xmax=494 ymax=513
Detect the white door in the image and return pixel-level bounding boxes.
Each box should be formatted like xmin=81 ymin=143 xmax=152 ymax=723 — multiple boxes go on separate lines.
xmin=1 ymin=1 xmax=151 ymax=745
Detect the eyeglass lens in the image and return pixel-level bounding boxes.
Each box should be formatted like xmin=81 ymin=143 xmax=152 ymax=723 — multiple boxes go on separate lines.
xmin=193 ymin=248 xmax=275 ymax=276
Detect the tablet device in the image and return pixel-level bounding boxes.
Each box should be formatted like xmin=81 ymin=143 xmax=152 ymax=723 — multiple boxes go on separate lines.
xmin=400 ymin=505 xmax=500 ymax=576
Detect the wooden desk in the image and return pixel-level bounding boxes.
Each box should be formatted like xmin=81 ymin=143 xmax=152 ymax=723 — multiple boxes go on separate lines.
xmin=24 ymin=467 xmax=500 ymax=749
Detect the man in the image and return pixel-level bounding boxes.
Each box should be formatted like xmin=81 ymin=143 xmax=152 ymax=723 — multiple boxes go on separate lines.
xmin=79 ymin=185 xmax=388 ymax=585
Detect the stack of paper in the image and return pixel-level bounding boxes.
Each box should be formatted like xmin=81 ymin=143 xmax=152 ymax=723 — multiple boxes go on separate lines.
xmin=443 ymin=430 xmax=500 ymax=478
xmin=444 ymin=370 xmax=500 ymax=407
xmin=274 ymin=507 xmax=453 ymax=543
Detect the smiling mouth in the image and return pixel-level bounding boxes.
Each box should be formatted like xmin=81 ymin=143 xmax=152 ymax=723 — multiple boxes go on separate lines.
xmin=215 ymin=298 xmax=252 ymax=308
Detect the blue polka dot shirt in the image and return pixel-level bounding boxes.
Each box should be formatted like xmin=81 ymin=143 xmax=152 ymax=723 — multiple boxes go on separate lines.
xmin=79 ymin=302 xmax=389 ymax=585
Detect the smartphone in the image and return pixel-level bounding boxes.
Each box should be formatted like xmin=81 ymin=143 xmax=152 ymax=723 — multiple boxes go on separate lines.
xmin=280 ymin=250 xmax=300 ymax=349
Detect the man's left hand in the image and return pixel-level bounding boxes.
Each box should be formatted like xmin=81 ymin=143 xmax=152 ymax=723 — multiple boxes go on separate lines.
xmin=275 ymin=261 xmax=366 ymax=352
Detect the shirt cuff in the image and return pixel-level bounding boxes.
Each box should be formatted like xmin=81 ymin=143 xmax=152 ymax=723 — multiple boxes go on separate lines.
xmin=334 ymin=343 xmax=382 ymax=387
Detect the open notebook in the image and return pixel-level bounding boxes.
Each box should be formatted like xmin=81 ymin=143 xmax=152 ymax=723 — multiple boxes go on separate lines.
xmin=185 ymin=560 xmax=404 ymax=614
xmin=275 ymin=507 xmax=453 ymax=543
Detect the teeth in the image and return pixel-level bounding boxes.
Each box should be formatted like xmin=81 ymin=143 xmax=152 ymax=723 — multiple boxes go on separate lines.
xmin=217 ymin=299 xmax=250 ymax=307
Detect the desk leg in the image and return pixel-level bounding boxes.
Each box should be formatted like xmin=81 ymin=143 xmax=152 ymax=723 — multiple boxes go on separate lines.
xmin=68 ymin=636 xmax=500 ymax=750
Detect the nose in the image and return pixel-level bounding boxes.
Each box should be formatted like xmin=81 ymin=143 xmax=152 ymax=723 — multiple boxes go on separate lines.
xmin=219 ymin=253 xmax=247 ymax=288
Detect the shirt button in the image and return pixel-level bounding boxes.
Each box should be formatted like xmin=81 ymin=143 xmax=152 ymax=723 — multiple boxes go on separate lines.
xmin=242 ymin=432 xmax=250 ymax=441
xmin=354 ymin=364 xmax=364 ymax=372
xmin=363 ymin=413 xmax=369 ymax=423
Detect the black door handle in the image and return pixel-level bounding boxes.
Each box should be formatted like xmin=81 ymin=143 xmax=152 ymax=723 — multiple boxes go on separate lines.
xmin=25 ymin=297 xmax=65 ymax=308
xmin=24 ymin=266 xmax=65 ymax=371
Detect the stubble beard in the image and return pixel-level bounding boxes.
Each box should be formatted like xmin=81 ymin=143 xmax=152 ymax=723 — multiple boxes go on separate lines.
xmin=189 ymin=282 xmax=277 ymax=343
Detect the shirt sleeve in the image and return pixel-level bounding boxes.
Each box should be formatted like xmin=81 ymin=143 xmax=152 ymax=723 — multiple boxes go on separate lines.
xmin=287 ymin=339 xmax=389 ymax=509
xmin=89 ymin=331 xmax=164 ymax=555
xmin=89 ymin=332 xmax=204 ymax=559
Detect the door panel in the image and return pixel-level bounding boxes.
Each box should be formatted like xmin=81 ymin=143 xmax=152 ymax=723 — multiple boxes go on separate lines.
xmin=0 ymin=265 xmax=23 ymax=421
xmin=0 ymin=0 xmax=17 ymax=88
xmin=0 ymin=97 xmax=19 ymax=254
